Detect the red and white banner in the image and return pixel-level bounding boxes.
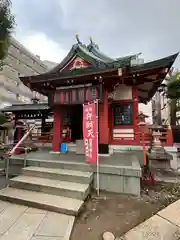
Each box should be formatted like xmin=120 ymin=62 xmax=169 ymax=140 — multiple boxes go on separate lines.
xmin=83 ymin=103 xmax=97 ymax=163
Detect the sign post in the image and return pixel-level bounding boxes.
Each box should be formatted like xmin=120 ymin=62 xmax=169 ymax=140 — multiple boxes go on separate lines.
xmin=83 ymin=100 xmax=100 ymax=196
xmin=95 ymin=99 xmax=100 ymax=196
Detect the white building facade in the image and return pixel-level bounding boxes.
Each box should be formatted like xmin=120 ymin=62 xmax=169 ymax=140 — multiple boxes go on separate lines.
xmin=151 ymin=78 xmax=171 ymax=125
xmin=0 ymin=37 xmax=48 ymax=109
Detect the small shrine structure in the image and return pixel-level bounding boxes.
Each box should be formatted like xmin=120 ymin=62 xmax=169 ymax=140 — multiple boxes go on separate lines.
xmin=19 ymin=35 xmax=178 ymax=154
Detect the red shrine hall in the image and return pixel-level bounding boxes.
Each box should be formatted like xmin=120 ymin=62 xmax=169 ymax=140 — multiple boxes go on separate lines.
xmin=20 ymin=36 xmax=178 ymax=154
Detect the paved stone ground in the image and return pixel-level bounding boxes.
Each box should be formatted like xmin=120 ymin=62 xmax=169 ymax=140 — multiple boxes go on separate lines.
xmin=120 ymin=199 xmax=180 ymax=240
xmin=0 ymin=200 xmax=75 ymax=240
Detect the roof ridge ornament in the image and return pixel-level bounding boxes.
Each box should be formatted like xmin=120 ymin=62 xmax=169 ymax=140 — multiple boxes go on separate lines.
xmin=89 ymin=36 xmax=99 ymax=49
xmin=75 ymin=34 xmax=81 ymax=44
xmin=89 ymin=36 xmax=93 ymax=44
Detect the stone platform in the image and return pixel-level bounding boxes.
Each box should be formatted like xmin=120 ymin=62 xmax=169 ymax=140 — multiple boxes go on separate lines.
xmin=8 ymin=151 xmax=141 ymax=196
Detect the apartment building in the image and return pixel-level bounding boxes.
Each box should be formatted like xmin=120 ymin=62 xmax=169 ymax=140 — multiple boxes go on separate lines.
xmin=151 ymin=78 xmax=171 ymax=125
xmin=43 ymin=60 xmax=57 ymax=70
xmin=0 ymin=37 xmax=48 ymax=109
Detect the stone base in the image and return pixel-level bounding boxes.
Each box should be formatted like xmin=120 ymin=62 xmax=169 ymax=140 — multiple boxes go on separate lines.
xmin=150 ymin=159 xmax=171 ymax=170
xmin=93 ymin=173 xmax=140 ymax=196
xmin=9 ymin=151 xmax=141 ymax=196
xmin=110 ymin=145 xmax=180 ymax=172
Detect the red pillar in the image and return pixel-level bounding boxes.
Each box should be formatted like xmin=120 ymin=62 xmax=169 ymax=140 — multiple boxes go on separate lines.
xmin=52 ymin=109 xmax=62 ymax=152
xmin=99 ymin=90 xmax=109 ymax=145
xmin=132 ymin=87 xmax=139 ymax=144
xmin=15 ymin=126 xmax=22 ymax=155
xmin=166 ymin=126 xmax=173 ymax=146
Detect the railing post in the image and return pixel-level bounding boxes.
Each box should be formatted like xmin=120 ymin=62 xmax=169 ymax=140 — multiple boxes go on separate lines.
xmin=5 ymin=155 xmax=9 ymax=180
xmin=141 ymin=130 xmax=147 ymax=165
xmin=5 ymin=124 xmax=36 ymax=179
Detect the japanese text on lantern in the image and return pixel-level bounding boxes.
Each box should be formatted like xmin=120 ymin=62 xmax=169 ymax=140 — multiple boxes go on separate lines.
xmin=84 ymin=106 xmax=94 ymax=158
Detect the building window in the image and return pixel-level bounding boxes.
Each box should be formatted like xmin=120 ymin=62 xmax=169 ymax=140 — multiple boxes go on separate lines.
xmin=113 ymin=103 xmax=132 ymax=125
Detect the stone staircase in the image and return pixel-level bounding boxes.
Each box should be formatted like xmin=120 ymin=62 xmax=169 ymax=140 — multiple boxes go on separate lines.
xmin=0 ymin=165 xmax=93 ymax=216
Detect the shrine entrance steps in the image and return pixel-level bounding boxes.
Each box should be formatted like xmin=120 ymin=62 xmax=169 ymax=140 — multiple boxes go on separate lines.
xmin=0 ymin=165 xmax=93 ymax=216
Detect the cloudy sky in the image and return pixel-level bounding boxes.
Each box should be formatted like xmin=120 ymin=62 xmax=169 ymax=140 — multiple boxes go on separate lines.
xmin=11 ymin=0 xmax=180 ymax=68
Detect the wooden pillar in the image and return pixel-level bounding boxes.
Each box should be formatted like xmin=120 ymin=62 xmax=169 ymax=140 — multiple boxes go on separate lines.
xmin=41 ymin=114 xmax=46 ymax=135
xmin=99 ymin=89 xmax=109 ymax=153
xmin=15 ymin=121 xmax=23 ymax=154
xmin=132 ymin=87 xmax=139 ymax=144
xmin=52 ymin=108 xmax=62 ymax=152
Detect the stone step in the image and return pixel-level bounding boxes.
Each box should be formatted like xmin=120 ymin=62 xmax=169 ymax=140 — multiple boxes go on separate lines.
xmin=0 ymin=187 xmax=83 ymax=216
xmin=27 ymin=159 xmax=93 ymax=172
xmin=67 ymin=143 xmax=76 ymax=152
xmin=22 ymin=166 xmax=93 ymax=184
xmin=9 ymin=175 xmax=90 ymax=200
xmin=76 ymin=140 xmax=84 ymax=154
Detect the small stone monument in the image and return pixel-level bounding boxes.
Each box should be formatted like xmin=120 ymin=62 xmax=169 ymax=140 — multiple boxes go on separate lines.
xmin=103 ymin=231 xmax=115 ymax=240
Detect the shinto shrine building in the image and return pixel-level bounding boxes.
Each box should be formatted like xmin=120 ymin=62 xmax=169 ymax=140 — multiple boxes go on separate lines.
xmin=20 ymin=36 xmax=178 ymax=154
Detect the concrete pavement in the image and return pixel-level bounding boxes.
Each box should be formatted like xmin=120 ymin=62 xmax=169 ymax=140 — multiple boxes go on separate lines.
xmin=0 ymin=200 xmax=75 ymax=240
xmin=120 ymin=199 xmax=180 ymax=240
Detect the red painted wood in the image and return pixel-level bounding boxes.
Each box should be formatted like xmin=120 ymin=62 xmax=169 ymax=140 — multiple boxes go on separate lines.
xmin=108 ymin=87 xmax=139 ymax=145
xmin=166 ymin=128 xmax=173 ymax=146
xmin=132 ymin=87 xmax=139 ymax=144
xmin=52 ymin=110 xmax=62 ymax=152
xmin=99 ymin=90 xmax=109 ymax=144
xmin=63 ymin=57 xmax=90 ymax=71
xmin=15 ymin=127 xmax=22 ymax=154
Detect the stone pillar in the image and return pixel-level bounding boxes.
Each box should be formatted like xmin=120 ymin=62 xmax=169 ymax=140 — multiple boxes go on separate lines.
xmin=52 ymin=108 xmax=62 ymax=152
xmin=99 ymin=89 xmax=109 ymax=154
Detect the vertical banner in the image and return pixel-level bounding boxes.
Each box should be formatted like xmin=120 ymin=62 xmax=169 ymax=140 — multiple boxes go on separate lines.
xmin=83 ymin=103 xmax=97 ymax=163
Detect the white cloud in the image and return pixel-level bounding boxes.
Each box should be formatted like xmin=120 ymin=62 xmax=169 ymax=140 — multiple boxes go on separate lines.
xmin=14 ymin=32 xmax=67 ymax=63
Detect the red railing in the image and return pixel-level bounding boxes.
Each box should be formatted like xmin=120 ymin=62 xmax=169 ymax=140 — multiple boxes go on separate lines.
xmin=111 ymin=127 xmax=173 ymax=165
xmin=112 ymin=128 xmax=172 ymax=145
xmin=4 ymin=125 xmax=36 ymax=179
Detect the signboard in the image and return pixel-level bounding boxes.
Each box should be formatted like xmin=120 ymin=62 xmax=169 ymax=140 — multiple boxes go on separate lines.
xmin=53 ymin=84 xmax=103 ymax=105
xmin=83 ymin=103 xmax=97 ymax=163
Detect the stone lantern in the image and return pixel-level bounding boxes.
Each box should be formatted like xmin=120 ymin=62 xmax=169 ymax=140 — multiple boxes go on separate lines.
xmin=137 ymin=112 xmax=149 ymax=126
xmin=148 ymin=124 xmax=172 ymax=169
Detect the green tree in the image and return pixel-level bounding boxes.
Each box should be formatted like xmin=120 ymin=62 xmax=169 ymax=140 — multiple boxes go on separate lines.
xmin=0 ymin=111 xmax=7 ymax=125
xmin=0 ymin=0 xmax=15 ymax=67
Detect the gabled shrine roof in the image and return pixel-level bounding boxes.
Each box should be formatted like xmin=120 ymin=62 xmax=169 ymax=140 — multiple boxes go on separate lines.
xmin=48 ymin=35 xmax=139 ymax=73
xmin=19 ymin=35 xmax=178 ymax=104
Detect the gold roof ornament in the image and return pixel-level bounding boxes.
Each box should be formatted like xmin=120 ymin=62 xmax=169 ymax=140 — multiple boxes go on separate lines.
xmin=75 ymin=34 xmax=81 ymax=44
xmin=89 ymin=36 xmax=93 ymax=43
